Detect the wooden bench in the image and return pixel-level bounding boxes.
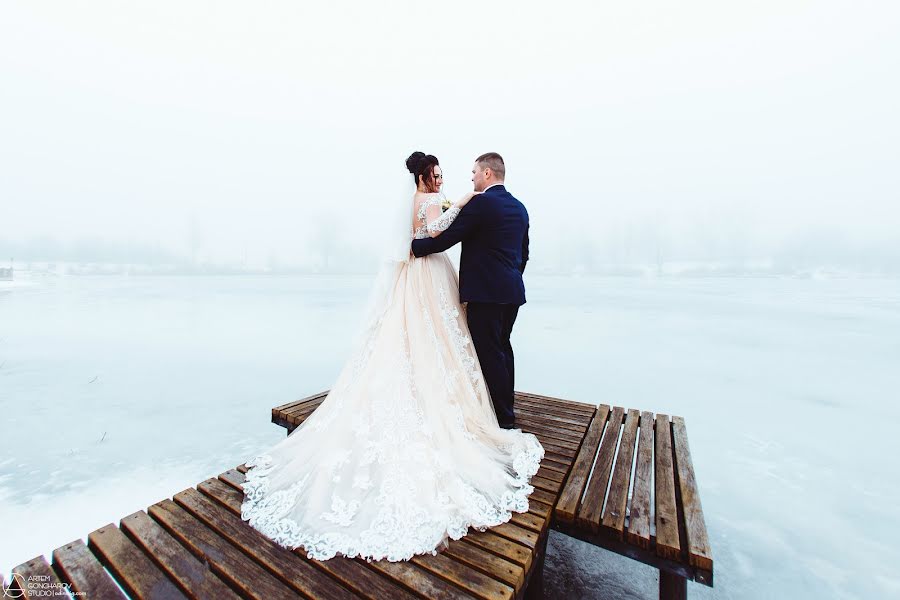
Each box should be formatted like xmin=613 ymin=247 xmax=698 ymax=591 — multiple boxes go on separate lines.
xmin=5 ymin=391 xmax=711 ymax=600
xmin=274 ymin=392 xmax=714 ymax=600
xmin=551 ymin=401 xmax=714 ymax=600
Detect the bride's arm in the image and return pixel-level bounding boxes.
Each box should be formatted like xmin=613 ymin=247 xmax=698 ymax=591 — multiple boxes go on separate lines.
xmin=425 ymin=192 xmax=478 ymax=238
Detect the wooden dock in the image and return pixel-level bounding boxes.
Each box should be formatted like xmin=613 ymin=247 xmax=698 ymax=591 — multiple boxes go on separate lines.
xmin=5 ymin=391 xmax=712 ymax=599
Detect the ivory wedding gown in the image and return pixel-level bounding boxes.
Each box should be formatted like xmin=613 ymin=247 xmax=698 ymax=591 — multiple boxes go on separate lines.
xmin=240 ymin=193 xmax=544 ymax=562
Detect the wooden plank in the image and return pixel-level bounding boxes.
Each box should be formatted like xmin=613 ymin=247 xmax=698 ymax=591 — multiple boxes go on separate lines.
xmin=173 ymin=487 xmax=356 ymax=599
xmin=411 ymin=552 xmax=514 ymax=600
xmin=514 ymin=406 xmax=592 ymax=428
xmin=532 ymin=456 xmax=570 ymax=474
xmin=509 ymin=511 xmax=545 ymax=534
xmin=515 ymin=414 xmax=589 ymax=435
xmin=51 ymin=539 xmax=128 ymax=599
xmin=197 ymin=476 xmax=419 ymax=600
xmin=514 ymin=420 xmax=585 ymax=444
xmin=527 ymin=429 xmax=582 ymax=449
xmin=528 ymin=475 xmax=562 ymax=495
xmin=514 ymin=392 xmax=597 ymax=415
xmin=362 ymin=559 xmax=474 ymax=600
xmin=527 ymin=431 xmax=582 ymax=452
xmin=529 ymin=488 xmax=557 ymax=507
xmin=283 ymin=402 xmax=323 ymax=423
xmin=490 ymin=522 xmax=539 ymax=550
xmin=535 ymin=467 xmax=564 ymax=483
xmin=527 ymin=498 xmax=552 ymax=520
xmin=655 ymin=414 xmax=682 ymax=561
xmin=626 ymin=410 xmax=654 ymax=549
xmin=515 ymin=401 xmax=592 ymax=421
xmin=443 ymin=539 xmax=525 ymax=594
xmin=513 ymin=398 xmax=595 ymax=421
xmin=577 ymin=406 xmax=625 ymax=532
xmin=148 ymin=499 xmax=295 ymax=600
xmin=463 ymin=531 xmax=533 ymax=570
xmin=87 ymin=522 xmax=188 ymax=599
xmin=672 ymin=416 xmax=713 ymax=573
xmin=272 ymin=390 xmax=328 ymax=413
xmin=284 ymin=398 xmax=325 ymax=418
xmin=11 ymin=554 xmax=74 ymax=599
xmin=119 ymin=509 xmax=240 ymax=600
xmin=601 ymin=409 xmax=641 ymax=539
xmin=210 ymin=471 xmax=478 ymax=599
xmin=298 ymin=550 xmax=419 ymax=600
xmin=554 ymin=405 xmax=608 ymax=524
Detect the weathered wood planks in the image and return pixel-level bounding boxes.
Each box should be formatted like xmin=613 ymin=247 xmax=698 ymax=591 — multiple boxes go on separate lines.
xmin=5 ymin=391 xmax=710 ymax=599
xmin=548 ymin=402 xmax=714 ymax=597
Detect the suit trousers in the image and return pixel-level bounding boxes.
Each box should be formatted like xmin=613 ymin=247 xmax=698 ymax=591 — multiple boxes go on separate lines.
xmin=466 ymin=302 xmax=520 ymax=426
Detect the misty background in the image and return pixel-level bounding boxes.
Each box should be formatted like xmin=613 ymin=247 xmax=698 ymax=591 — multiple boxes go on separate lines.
xmin=2 ymin=0 xmax=898 ymax=275
xmin=3 ymin=3 xmax=900 ymax=598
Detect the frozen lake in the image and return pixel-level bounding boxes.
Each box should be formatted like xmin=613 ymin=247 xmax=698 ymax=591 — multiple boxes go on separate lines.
xmin=1 ymin=271 xmax=898 ymax=599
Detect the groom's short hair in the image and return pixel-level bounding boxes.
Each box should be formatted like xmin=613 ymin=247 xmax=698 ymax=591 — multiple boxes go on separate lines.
xmin=476 ymin=152 xmax=505 ymax=181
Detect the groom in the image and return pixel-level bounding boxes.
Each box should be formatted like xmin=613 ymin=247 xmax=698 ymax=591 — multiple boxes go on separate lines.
xmin=411 ymin=152 xmax=529 ymax=429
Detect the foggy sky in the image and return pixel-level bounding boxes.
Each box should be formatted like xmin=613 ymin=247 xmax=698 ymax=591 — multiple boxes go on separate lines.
xmin=2 ymin=1 xmax=898 ymax=271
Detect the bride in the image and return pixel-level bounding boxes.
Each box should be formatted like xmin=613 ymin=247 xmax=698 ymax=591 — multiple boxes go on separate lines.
xmin=240 ymin=152 xmax=544 ymax=562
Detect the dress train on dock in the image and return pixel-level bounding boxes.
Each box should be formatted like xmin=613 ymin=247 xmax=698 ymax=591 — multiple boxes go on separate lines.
xmin=239 ymin=250 xmax=544 ymax=562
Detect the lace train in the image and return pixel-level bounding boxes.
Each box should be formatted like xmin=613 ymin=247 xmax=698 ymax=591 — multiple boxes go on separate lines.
xmin=241 ymin=434 xmax=543 ymax=561
xmin=240 ymin=245 xmax=544 ymax=563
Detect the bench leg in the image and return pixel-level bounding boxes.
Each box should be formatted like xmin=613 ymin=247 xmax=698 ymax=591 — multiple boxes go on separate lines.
xmin=659 ymin=570 xmax=687 ymax=600
xmin=525 ymin=530 xmax=548 ymax=599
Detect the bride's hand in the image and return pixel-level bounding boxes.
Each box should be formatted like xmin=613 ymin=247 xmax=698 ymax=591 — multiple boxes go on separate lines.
xmin=453 ymin=191 xmax=481 ymax=209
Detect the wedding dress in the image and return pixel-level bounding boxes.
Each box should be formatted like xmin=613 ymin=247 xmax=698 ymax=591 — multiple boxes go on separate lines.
xmin=240 ymin=193 xmax=544 ymax=562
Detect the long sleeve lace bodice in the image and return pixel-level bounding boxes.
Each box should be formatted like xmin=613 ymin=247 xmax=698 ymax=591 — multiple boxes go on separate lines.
xmin=414 ymin=194 xmax=461 ymax=239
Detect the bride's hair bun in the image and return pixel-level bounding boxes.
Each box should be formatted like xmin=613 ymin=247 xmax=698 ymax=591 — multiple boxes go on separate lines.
xmin=406 ymin=151 xmax=426 ymax=174
xmin=406 ymin=151 xmax=440 ymax=191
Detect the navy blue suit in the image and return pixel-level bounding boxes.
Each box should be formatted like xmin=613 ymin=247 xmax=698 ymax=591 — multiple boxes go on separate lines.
xmin=411 ymin=184 xmax=529 ymax=426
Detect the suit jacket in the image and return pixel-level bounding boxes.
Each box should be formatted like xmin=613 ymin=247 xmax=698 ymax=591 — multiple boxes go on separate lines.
xmin=411 ymin=184 xmax=529 ymax=305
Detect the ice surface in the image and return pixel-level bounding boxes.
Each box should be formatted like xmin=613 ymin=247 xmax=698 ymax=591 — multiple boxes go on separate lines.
xmin=1 ymin=272 xmax=898 ymax=599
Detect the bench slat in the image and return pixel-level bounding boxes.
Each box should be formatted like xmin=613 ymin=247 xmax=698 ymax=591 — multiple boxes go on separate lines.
xmin=118 ymin=510 xmax=239 ymax=600
xmin=555 ymin=405 xmax=609 ymax=524
xmin=515 ymin=420 xmax=586 ymax=444
xmin=51 ymin=539 xmax=128 ymax=599
xmin=12 ymin=554 xmax=73 ymax=599
xmin=514 ymin=406 xmax=593 ymax=428
xmin=463 ymin=531 xmax=533 ymax=570
xmin=654 ymin=414 xmax=682 ymax=561
xmin=626 ymin=410 xmax=655 ymax=549
xmin=272 ymin=390 xmax=328 ymax=413
xmin=173 ymin=486 xmax=357 ymax=600
xmin=601 ymin=408 xmax=640 ymax=538
xmin=672 ymin=416 xmax=713 ymax=574
xmin=513 ymin=398 xmax=595 ymax=421
xmin=284 ymin=398 xmax=325 ymax=418
xmin=198 ymin=475 xmax=419 ymax=600
xmin=148 ymin=499 xmax=294 ymax=600
xmin=411 ymin=552 xmax=514 ymax=600
xmin=490 ymin=522 xmax=539 ymax=550
xmin=515 ymin=413 xmax=589 ymax=435
xmin=87 ymin=522 xmax=188 ymax=599
xmin=272 ymin=392 xmax=328 ymax=413
xmin=361 ymin=559 xmax=474 ymax=600
xmin=514 ymin=393 xmax=597 ymax=415
xmin=443 ymin=539 xmax=525 ymax=594
xmin=577 ymin=406 xmax=625 ymax=532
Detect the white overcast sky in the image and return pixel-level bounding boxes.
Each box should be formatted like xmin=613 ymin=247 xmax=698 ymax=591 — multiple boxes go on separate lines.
xmin=1 ymin=1 xmax=898 ymax=267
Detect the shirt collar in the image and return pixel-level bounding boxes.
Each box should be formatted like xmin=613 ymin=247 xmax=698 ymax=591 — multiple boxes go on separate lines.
xmin=482 ymin=183 xmax=505 ymax=192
